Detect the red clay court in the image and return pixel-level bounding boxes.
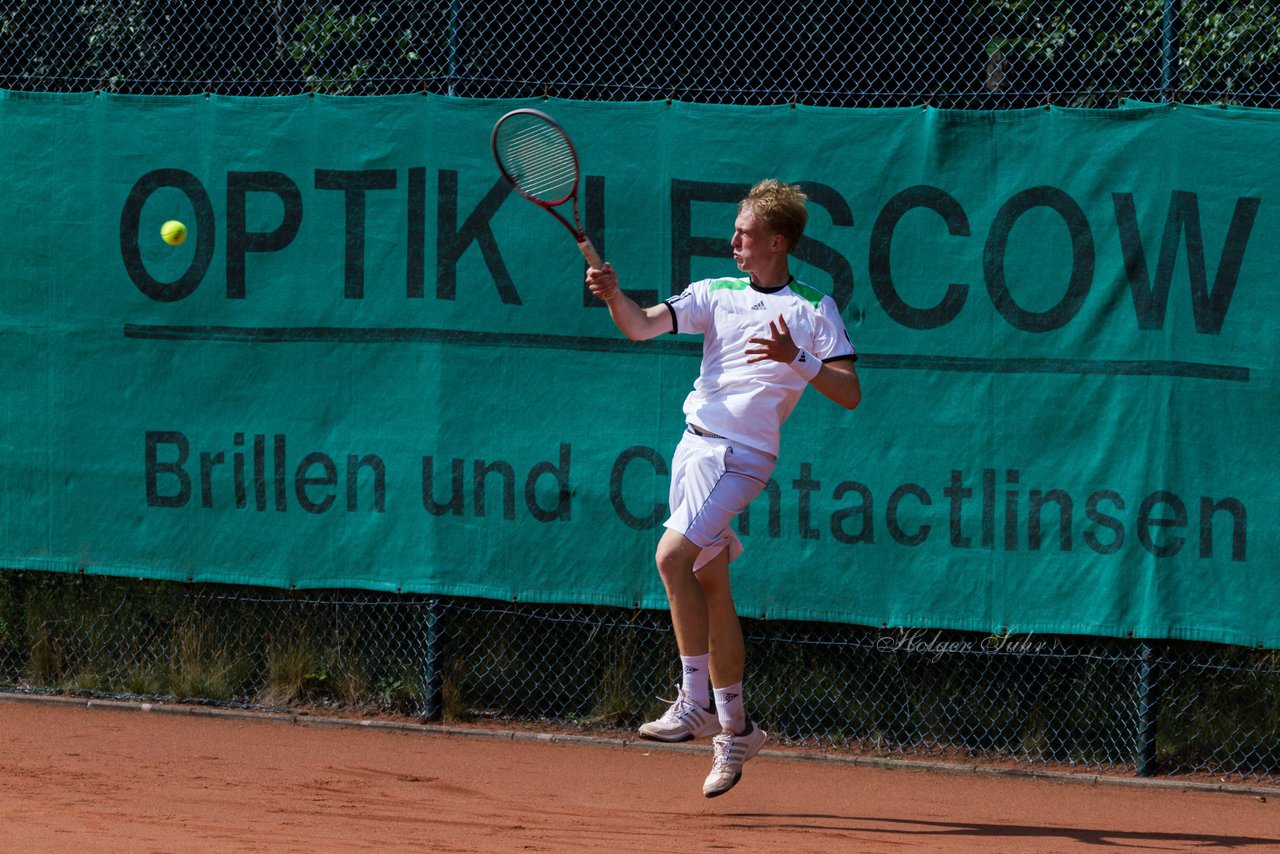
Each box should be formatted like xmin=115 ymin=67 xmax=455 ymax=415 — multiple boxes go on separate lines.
xmin=2 ymin=695 xmax=1276 ymax=853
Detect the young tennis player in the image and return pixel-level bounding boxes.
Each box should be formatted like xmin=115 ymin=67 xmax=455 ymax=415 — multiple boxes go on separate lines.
xmin=585 ymin=179 xmax=861 ymax=797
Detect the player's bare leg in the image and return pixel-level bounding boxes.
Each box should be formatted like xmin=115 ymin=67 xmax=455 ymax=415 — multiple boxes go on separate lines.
xmin=694 ymin=548 xmax=744 ymax=692
xmin=694 ymin=543 xmax=767 ymax=797
xmin=654 ymin=529 xmax=709 ymax=657
xmin=638 ymin=529 xmax=720 ymax=743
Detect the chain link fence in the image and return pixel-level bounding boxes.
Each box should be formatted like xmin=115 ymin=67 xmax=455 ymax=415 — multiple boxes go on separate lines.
xmin=1 ymin=571 xmax=1277 ymax=783
xmin=2 ymin=1 xmax=1279 ymax=785
xmin=2 ymin=2 xmax=1280 ymax=106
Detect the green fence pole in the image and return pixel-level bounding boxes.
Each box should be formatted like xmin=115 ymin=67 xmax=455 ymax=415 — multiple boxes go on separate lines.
xmin=1137 ymin=642 xmax=1162 ymax=777
xmin=420 ymin=599 xmax=444 ymax=721
xmin=448 ymin=0 xmax=461 ymax=96
xmin=1161 ymin=0 xmax=1181 ymax=100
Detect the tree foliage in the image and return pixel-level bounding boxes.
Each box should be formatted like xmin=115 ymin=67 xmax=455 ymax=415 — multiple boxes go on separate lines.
xmin=1 ymin=1 xmax=1279 ymax=105
xmin=977 ymin=0 xmax=1280 ymax=104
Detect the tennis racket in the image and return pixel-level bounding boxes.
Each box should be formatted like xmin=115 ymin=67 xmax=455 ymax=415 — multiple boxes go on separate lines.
xmin=491 ymin=108 xmax=603 ymax=268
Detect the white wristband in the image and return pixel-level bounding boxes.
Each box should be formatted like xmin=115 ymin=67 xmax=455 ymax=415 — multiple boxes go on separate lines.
xmin=789 ymin=348 xmax=822 ymax=381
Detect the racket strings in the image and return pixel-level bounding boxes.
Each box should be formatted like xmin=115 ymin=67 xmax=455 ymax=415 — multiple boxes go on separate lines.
xmin=496 ymin=119 xmax=578 ymax=203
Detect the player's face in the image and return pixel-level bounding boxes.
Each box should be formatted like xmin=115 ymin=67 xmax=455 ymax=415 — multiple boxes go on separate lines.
xmin=731 ymin=210 xmax=781 ymax=274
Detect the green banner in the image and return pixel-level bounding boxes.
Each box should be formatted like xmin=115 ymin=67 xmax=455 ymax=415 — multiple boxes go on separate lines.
xmin=1 ymin=92 xmax=1275 ymax=646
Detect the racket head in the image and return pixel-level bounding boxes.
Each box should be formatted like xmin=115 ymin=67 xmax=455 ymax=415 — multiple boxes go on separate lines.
xmin=491 ymin=108 xmax=581 ymax=208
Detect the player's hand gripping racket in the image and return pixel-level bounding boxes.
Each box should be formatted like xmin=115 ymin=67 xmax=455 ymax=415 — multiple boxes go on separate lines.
xmin=491 ymin=108 xmax=603 ymax=268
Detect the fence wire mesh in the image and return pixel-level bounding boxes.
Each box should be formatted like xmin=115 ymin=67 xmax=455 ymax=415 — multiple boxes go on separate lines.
xmin=1 ymin=571 xmax=1277 ymax=783
xmin=2 ymin=2 xmax=1280 ymax=106
xmin=2 ymin=1 xmax=1278 ymax=785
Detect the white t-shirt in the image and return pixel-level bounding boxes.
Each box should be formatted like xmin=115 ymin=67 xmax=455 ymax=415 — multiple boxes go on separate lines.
xmin=663 ymin=276 xmax=857 ymax=457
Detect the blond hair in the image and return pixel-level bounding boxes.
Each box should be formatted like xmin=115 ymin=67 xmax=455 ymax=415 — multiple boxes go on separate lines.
xmin=739 ymin=179 xmax=808 ymax=252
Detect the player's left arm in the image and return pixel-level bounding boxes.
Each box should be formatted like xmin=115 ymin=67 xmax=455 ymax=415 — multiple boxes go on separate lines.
xmin=745 ymin=314 xmax=862 ymax=410
xmin=808 ymin=356 xmax=861 ymax=410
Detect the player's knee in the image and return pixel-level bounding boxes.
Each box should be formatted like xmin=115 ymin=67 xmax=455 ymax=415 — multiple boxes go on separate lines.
xmin=653 ymin=550 xmax=683 ymax=583
xmin=654 ymin=541 xmax=695 ymax=583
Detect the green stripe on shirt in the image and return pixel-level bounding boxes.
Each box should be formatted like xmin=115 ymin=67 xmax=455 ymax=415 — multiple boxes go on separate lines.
xmin=707 ymin=277 xmax=751 ymax=292
xmin=788 ymin=280 xmax=825 ymax=308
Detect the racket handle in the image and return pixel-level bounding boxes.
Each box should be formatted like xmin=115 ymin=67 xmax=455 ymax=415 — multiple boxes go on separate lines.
xmin=577 ymin=237 xmax=603 ymax=269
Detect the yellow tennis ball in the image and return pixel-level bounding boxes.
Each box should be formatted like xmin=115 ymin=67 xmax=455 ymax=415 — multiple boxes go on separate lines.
xmin=160 ymin=220 xmax=187 ymax=246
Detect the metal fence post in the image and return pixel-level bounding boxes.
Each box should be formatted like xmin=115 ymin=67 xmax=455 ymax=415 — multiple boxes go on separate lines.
xmin=447 ymin=0 xmax=461 ymax=97
xmin=1137 ymin=642 xmax=1162 ymax=777
xmin=1160 ymin=0 xmax=1182 ymax=100
xmin=420 ymin=598 xmax=445 ymax=721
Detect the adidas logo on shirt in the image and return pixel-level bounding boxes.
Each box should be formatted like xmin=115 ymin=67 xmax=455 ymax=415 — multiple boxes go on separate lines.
xmin=751 ymin=301 xmax=766 ymax=310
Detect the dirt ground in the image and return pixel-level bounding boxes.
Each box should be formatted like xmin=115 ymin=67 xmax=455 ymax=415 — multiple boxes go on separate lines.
xmin=2 ymin=696 xmax=1277 ymax=853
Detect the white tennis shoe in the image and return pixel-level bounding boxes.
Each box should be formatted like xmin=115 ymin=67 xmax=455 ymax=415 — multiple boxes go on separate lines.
xmin=638 ymin=688 xmax=720 ymax=743
xmin=702 ymin=722 xmax=767 ymax=797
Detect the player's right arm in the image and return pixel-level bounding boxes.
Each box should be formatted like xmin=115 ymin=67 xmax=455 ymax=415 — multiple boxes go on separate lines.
xmin=586 ymin=263 xmax=673 ymax=341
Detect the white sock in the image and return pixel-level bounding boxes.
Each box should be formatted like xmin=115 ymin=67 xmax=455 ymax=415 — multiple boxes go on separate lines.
xmin=680 ymin=654 xmax=711 ymax=709
xmin=714 ymin=682 xmax=746 ymax=734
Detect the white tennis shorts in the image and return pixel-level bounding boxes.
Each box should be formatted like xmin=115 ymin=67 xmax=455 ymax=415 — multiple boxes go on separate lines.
xmin=664 ymin=426 xmax=776 ymax=571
